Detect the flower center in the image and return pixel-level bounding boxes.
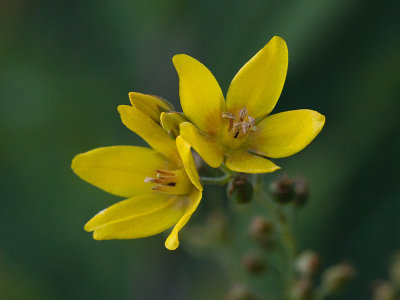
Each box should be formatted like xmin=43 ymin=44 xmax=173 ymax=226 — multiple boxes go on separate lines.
xmin=144 ymin=169 xmax=192 ymax=195
xmin=221 ymin=106 xmax=256 ymax=149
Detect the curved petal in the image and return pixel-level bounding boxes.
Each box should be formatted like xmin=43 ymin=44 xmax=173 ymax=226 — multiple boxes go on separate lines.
xmin=247 ymin=109 xmax=325 ymax=158
xmin=226 ymin=150 xmax=280 ymax=174
xmin=129 ymin=92 xmax=173 ymax=123
xmin=165 ymin=189 xmax=202 ymax=250
xmin=72 ymin=146 xmax=168 ymax=198
xmin=118 ymin=105 xmax=180 ymax=164
xmin=226 ymin=36 xmax=288 ymax=120
xmin=172 ymin=54 xmax=226 ymax=135
xmin=85 ymin=193 xmax=186 ymax=240
xmin=176 ymin=136 xmax=202 ymax=191
xmin=179 ymin=122 xmax=224 ymax=168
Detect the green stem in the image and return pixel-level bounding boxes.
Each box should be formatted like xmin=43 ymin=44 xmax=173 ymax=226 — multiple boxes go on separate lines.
xmin=200 ymin=174 xmax=232 ymax=185
xmin=200 ymin=164 xmax=234 ymax=185
xmin=254 ymin=175 xmax=297 ymax=299
xmin=219 ymin=163 xmax=234 ymax=176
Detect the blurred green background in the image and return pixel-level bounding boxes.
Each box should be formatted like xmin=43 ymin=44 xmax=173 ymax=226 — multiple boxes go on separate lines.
xmin=1 ymin=0 xmax=399 ymax=299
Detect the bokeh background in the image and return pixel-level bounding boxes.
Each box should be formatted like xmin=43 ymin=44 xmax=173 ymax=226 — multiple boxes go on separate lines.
xmin=1 ymin=0 xmax=399 ymax=299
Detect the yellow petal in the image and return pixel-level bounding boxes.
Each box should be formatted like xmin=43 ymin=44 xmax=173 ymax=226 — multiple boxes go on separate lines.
xmin=85 ymin=193 xmax=187 ymax=240
xmin=226 ymin=150 xmax=280 ymax=173
xmin=118 ymin=105 xmax=180 ymax=164
xmin=176 ymin=135 xmax=202 ymax=191
xmin=179 ymin=122 xmax=224 ymax=168
xmin=247 ymin=110 xmax=325 ymax=158
xmin=72 ymin=146 xmax=169 ymax=197
xmin=226 ymin=36 xmax=288 ymax=120
xmin=165 ymin=189 xmax=202 ymax=250
xmin=160 ymin=112 xmax=187 ymax=138
xmin=129 ymin=92 xmax=173 ymax=123
xmin=172 ymin=54 xmax=226 ymax=135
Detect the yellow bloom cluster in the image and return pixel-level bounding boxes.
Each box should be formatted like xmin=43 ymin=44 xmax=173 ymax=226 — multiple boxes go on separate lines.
xmin=71 ymin=36 xmax=325 ymax=250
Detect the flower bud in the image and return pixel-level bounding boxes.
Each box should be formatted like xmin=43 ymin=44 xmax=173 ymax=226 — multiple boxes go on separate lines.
xmin=372 ymin=281 xmax=397 ymax=300
xmin=290 ymin=278 xmax=313 ymax=300
xmin=294 ymin=177 xmax=309 ymax=208
xmin=160 ymin=112 xmax=187 ymax=138
xmin=295 ymin=251 xmax=320 ymax=277
xmin=225 ymin=284 xmax=255 ymax=300
xmin=321 ymin=263 xmax=356 ymax=294
xmin=248 ymin=216 xmax=275 ymax=248
xmin=227 ymin=174 xmax=253 ymax=204
xmin=128 ymin=92 xmax=173 ymax=123
xmin=270 ymin=175 xmax=295 ymax=204
xmin=390 ymin=253 xmax=400 ymax=288
xmin=242 ymin=252 xmax=266 ymax=275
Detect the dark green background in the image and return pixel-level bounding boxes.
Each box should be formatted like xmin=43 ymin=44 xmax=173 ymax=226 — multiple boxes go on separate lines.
xmin=1 ymin=0 xmax=399 ymax=299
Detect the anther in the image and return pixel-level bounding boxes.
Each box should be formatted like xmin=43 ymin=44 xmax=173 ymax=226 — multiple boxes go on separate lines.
xmin=223 ymin=106 xmax=257 ymax=139
xmin=145 ymin=169 xmax=177 ymax=190
xmin=239 ymin=106 xmax=248 ymax=119
xmin=222 ymin=112 xmax=236 ymax=119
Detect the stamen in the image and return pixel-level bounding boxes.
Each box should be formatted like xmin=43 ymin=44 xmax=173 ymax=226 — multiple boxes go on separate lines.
xmin=222 ymin=112 xmax=236 ymax=119
xmin=248 ymin=116 xmax=255 ymax=126
xmin=156 ymin=169 xmax=175 ymax=175
xmin=144 ymin=177 xmax=156 ymax=183
xmin=145 ymin=169 xmax=178 ymax=192
xmin=231 ymin=122 xmax=242 ymax=134
xmin=239 ymin=106 xmax=248 ymax=119
xmin=242 ymin=122 xmax=249 ymax=134
xmin=156 ymin=173 xmax=175 ymax=180
xmin=224 ymin=106 xmax=257 ymax=139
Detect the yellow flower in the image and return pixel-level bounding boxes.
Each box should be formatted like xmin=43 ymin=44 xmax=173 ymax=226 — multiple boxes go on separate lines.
xmin=71 ymin=92 xmax=203 ymax=250
xmin=173 ymin=36 xmax=325 ymax=173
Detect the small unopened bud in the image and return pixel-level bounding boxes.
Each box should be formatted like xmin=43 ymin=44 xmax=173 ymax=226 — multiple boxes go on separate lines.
xmin=390 ymin=253 xmax=400 ymax=287
xmin=321 ymin=263 xmax=356 ymax=294
xmin=242 ymin=252 xmax=266 ymax=275
xmin=270 ymin=175 xmax=295 ymax=204
xmin=372 ymin=281 xmax=397 ymax=300
xmin=290 ymin=278 xmax=313 ymax=300
xmin=225 ymin=284 xmax=255 ymax=300
xmin=249 ymin=216 xmax=275 ymax=248
xmin=295 ymin=251 xmax=320 ymax=277
xmin=294 ymin=177 xmax=309 ymax=207
xmin=227 ymin=174 xmax=253 ymax=204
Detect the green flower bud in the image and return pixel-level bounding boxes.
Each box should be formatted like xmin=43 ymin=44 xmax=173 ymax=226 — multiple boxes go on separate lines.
xmin=295 ymin=251 xmax=320 ymax=277
xmin=294 ymin=177 xmax=309 ymax=208
xmin=242 ymin=252 xmax=266 ymax=275
xmin=270 ymin=175 xmax=295 ymax=204
xmin=227 ymin=174 xmax=253 ymax=204
xmin=248 ymin=216 xmax=275 ymax=248
xmin=226 ymin=284 xmax=256 ymax=300
xmin=290 ymin=278 xmax=313 ymax=300
xmin=390 ymin=253 xmax=400 ymax=288
xmin=321 ymin=263 xmax=356 ymax=294
xmin=372 ymin=282 xmax=397 ymax=300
